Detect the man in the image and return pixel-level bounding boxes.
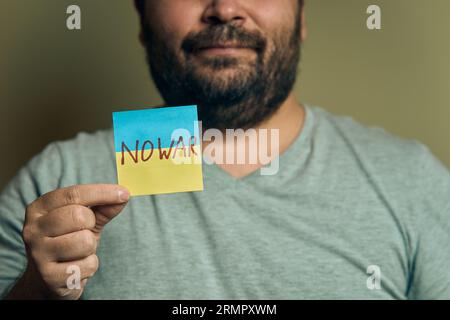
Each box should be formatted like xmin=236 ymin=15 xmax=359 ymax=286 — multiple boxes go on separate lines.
xmin=1 ymin=0 xmax=450 ymax=299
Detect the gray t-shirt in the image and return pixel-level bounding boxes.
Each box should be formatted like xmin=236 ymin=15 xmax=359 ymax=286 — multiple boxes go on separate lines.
xmin=1 ymin=105 xmax=450 ymax=299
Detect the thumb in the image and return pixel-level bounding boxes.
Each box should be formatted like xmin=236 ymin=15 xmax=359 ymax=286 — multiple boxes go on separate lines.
xmin=90 ymin=201 xmax=128 ymax=235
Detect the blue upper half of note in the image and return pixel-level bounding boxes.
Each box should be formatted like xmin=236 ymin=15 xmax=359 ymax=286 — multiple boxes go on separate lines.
xmin=112 ymin=105 xmax=200 ymax=152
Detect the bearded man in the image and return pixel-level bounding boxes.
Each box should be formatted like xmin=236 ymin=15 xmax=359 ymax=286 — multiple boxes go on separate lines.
xmin=1 ymin=0 xmax=449 ymax=299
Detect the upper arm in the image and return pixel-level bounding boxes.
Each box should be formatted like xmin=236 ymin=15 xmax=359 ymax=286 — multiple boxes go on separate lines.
xmin=407 ymin=143 xmax=450 ymax=299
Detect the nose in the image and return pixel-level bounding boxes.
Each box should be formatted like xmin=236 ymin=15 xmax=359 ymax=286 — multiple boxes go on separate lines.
xmin=202 ymin=0 xmax=246 ymax=27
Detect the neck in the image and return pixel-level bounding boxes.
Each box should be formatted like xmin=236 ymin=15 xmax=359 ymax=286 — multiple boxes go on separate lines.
xmin=201 ymin=92 xmax=306 ymax=179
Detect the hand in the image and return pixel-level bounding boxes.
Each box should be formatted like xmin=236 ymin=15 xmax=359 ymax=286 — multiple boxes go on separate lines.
xmin=14 ymin=184 xmax=130 ymax=300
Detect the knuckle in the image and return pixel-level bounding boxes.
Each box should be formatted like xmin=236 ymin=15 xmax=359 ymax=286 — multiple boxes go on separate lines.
xmin=80 ymin=278 xmax=88 ymax=288
xmin=70 ymin=206 xmax=87 ymax=231
xmin=86 ymin=255 xmax=99 ymax=276
xmin=79 ymin=230 xmax=96 ymax=252
xmin=22 ymin=223 xmax=42 ymax=247
xmin=53 ymin=287 xmax=72 ymax=298
xmin=27 ymin=195 xmax=45 ymax=213
xmin=84 ymin=210 xmax=96 ymax=229
xmin=22 ymin=225 xmax=35 ymax=244
xmin=65 ymin=187 xmax=81 ymax=205
xmin=25 ymin=203 xmax=35 ymax=216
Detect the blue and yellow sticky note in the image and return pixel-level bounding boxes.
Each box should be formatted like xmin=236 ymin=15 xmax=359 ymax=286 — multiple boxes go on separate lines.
xmin=112 ymin=105 xmax=203 ymax=196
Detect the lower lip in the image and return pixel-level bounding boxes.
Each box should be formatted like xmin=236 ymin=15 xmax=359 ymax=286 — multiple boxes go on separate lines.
xmin=197 ymin=47 xmax=253 ymax=56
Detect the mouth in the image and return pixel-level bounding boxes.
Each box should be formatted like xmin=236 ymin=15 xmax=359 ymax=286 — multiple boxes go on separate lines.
xmin=194 ymin=43 xmax=256 ymax=56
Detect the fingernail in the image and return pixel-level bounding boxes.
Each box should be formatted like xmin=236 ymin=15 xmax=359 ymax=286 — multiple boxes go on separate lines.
xmin=118 ymin=189 xmax=130 ymax=202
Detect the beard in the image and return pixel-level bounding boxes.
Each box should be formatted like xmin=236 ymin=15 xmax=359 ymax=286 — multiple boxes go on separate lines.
xmin=141 ymin=17 xmax=302 ymax=130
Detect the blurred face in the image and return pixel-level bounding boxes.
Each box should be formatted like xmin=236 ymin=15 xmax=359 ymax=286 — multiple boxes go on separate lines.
xmin=139 ymin=0 xmax=304 ymax=129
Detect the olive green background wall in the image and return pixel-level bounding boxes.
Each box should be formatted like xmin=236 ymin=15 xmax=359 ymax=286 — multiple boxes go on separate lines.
xmin=1 ymin=0 xmax=449 ymax=190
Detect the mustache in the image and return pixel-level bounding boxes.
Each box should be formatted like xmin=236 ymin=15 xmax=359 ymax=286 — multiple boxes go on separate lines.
xmin=182 ymin=24 xmax=267 ymax=54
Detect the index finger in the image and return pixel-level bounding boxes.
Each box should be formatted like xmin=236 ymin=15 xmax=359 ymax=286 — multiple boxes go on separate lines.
xmin=32 ymin=184 xmax=130 ymax=214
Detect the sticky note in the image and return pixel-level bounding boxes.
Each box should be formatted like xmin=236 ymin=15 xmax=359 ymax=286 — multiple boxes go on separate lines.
xmin=112 ymin=105 xmax=204 ymax=196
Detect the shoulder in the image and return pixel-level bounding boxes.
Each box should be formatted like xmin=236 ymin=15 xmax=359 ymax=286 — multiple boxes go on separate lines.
xmin=55 ymin=128 xmax=114 ymax=155
xmin=53 ymin=129 xmax=113 ymax=151
xmin=12 ymin=128 xmax=115 ymax=195
xmin=309 ymin=105 xmax=450 ymax=213
xmin=28 ymin=128 xmax=114 ymax=173
xmin=309 ymin=105 xmax=445 ymax=173
xmin=52 ymin=128 xmax=116 ymax=185
xmin=309 ymin=105 xmax=424 ymax=162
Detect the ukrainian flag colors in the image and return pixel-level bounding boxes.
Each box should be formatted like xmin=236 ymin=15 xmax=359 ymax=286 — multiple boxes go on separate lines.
xmin=112 ymin=105 xmax=204 ymax=196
